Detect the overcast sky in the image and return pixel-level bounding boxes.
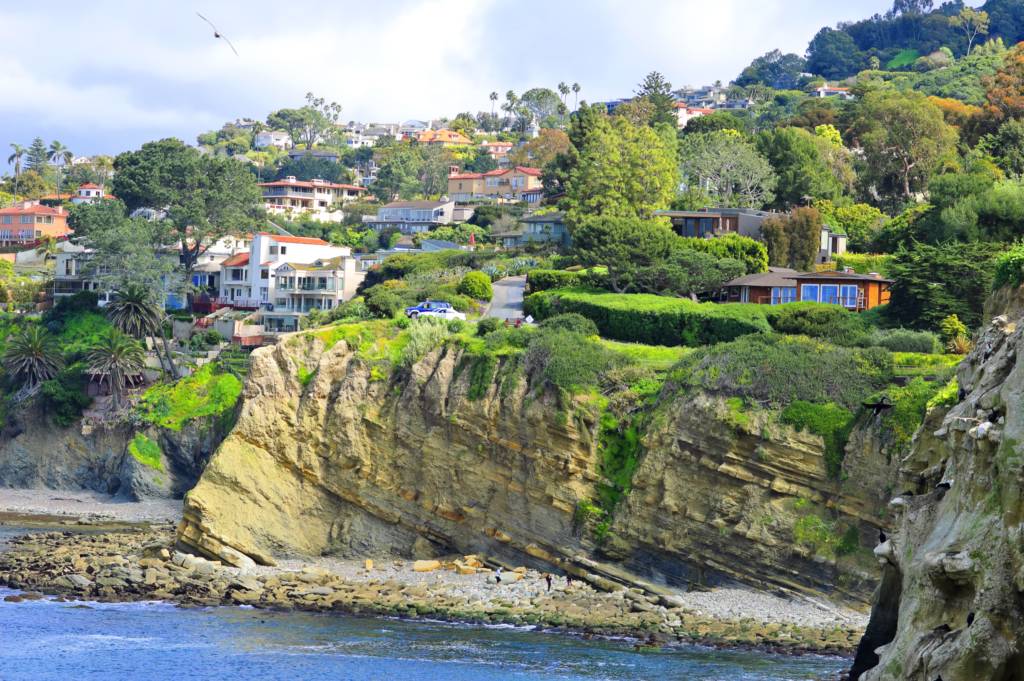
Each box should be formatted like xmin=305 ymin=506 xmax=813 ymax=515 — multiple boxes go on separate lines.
xmin=1 ymin=0 xmax=896 ymax=165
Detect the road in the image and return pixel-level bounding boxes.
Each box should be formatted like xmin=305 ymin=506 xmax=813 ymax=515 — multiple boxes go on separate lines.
xmin=487 ymin=275 xmax=527 ymax=320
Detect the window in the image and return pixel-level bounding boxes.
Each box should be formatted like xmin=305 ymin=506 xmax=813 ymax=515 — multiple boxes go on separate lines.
xmin=260 ymin=269 xmax=269 ymax=280
xmin=269 ymin=245 xmax=278 ymax=255
xmin=20 ymin=216 xmax=32 ymax=224
xmin=771 ymin=287 xmax=797 ymax=304
xmin=1 ymin=217 xmax=11 ymax=225
xmin=840 ymin=285 xmax=858 ymax=308
xmin=280 ymin=246 xmax=287 ymax=255
xmin=821 ymin=284 xmax=839 ymax=305
xmin=800 ymin=284 xmax=819 ymax=302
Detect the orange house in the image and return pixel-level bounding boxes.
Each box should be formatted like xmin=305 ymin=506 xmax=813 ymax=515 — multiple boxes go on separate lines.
xmin=0 ymin=201 xmax=71 ymax=246
xmin=723 ymin=269 xmax=891 ymax=311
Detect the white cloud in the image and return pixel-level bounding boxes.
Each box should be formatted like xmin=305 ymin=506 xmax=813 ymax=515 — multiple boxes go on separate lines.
xmin=0 ymin=0 xmax=893 ymax=159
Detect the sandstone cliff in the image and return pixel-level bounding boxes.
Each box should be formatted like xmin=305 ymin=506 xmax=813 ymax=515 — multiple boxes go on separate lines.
xmin=851 ymin=313 xmax=1024 ymax=680
xmin=179 ymin=331 xmax=897 ymax=603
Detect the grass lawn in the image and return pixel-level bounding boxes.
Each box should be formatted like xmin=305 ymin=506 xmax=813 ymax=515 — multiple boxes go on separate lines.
xmin=599 ymin=340 xmax=691 ymax=371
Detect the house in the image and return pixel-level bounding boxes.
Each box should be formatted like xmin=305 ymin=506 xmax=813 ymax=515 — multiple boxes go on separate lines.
xmin=254 ymin=130 xmax=293 ymax=150
xmin=721 ymin=267 xmax=801 ymax=305
xmin=722 ymin=268 xmax=891 ymax=311
xmin=70 ymin=183 xmax=110 ymax=205
xmin=217 ymin=232 xmax=358 ymax=316
xmin=189 ymin=234 xmax=253 ymax=305
xmin=675 ymin=104 xmax=713 ymax=129
xmin=263 ymin=254 xmax=363 ymax=332
xmin=415 ymin=129 xmax=472 ymax=147
xmin=655 ymin=208 xmax=775 ymax=239
xmin=259 ymin=176 xmax=367 ymax=223
xmin=53 ymin=240 xmax=185 ymax=308
xmin=493 ymin=211 xmax=570 ymax=249
xmin=447 ymin=166 xmax=543 ymax=202
xmin=819 ymin=223 xmax=848 ymax=263
xmin=813 ymin=85 xmax=854 ymax=100
xmin=0 ymin=201 xmax=71 ymax=246
xmin=791 ymin=271 xmax=891 ymax=311
xmin=286 ymin=149 xmax=341 ymax=163
xmin=345 ymin=125 xmax=399 ymax=149
xmin=480 ymin=140 xmax=514 ymax=163
xmin=399 ymin=120 xmax=430 ymax=136
xmin=363 ymin=200 xmax=455 ymax=234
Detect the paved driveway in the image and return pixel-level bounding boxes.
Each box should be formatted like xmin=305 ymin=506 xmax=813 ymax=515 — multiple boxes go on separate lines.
xmin=487 ymin=275 xmax=527 ymax=320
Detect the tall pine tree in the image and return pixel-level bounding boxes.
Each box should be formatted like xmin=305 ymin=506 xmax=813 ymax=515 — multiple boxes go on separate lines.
xmin=25 ymin=137 xmax=49 ymax=171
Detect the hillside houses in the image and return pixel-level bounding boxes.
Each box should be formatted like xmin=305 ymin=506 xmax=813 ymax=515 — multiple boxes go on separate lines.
xmin=259 ymin=176 xmax=367 ymax=222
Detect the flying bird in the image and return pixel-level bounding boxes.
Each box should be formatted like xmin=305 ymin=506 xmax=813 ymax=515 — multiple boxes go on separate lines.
xmin=196 ymin=12 xmax=238 ymax=56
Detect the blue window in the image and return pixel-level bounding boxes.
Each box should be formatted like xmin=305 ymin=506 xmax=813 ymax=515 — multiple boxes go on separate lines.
xmin=840 ymin=285 xmax=858 ymax=308
xmin=821 ymin=285 xmax=839 ymax=305
xmin=771 ymin=287 xmax=797 ymax=304
xmin=800 ymin=284 xmax=819 ymax=302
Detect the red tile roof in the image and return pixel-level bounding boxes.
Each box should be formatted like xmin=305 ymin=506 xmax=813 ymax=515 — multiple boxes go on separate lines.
xmin=257 ymin=232 xmax=330 ymax=245
xmin=259 ymin=179 xmax=365 ymax=191
xmin=222 ymin=252 xmax=250 ymax=267
xmin=448 ymin=172 xmax=483 ymax=180
xmin=0 ymin=203 xmax=65 ymax=216
xmin=416 ymin=129 xmax=472 ymax=145
xmin=78 ymin=182 xmax=101 ymax=189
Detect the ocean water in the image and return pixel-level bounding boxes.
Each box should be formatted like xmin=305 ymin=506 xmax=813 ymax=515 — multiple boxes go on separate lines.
xmin=0 ymin=527 xmax=848 ymax=680
xmin=0 ymin=590 xmax=848 ymax=681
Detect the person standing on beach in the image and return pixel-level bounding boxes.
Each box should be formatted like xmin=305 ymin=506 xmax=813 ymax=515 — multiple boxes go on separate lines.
xmin=495 ymin=567 xmax=502 ymax=585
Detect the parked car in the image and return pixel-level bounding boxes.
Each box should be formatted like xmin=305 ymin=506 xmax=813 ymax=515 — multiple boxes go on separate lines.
xmin=418 ymin=307 xmax=466 ymax=321
xmin=405 ymin=300 xmax=463 ymax=320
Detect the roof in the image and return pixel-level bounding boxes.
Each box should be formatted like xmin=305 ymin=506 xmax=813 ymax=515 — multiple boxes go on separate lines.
xmin=420 ymin=239 xmax=461 ymax=251
xmin=259 ymin=179 xmax=365 ymax=192
xmin=449 ymin=166 xmax=541 ymax=181
xmin=221 ymin=252 xmax=250 ymax=267
xmin=277 ymin=255 xmax=346 ymax=271
xmin=673 ymin=103 xmax=714 ymax=113
xmin=382 ymin=200 xmax=451 ymax=210
xmin=824 ymin=222 xmax=847 ymax=236
xmin=521 ymin=211 xmax=565 ymax=223
xmin=415 ymin=129 xmax=472 ymax=145
xmin=655 ymin=208 xmax=774 ymax=219
xmin=78 ymin=182 xmax=101 ymax=189
xmin=257 ymin=232 xmax=331 ymax=245
xmin=0 ymin=203 xmax=65 ymax=216
xmin=792 ymin=271 xmax=893 ymax=284
xmin=724 ymin=267 xmax=800 ymax=288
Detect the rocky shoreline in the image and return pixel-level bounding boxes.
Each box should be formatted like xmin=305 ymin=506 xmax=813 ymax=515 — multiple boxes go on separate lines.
xmin=0 ymin=523 xmax=863 ymax=656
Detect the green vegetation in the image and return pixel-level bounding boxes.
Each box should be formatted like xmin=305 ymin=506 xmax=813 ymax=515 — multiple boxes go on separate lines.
xmin=780 ymin=401 xmax=855 ymax=478
xmin=596 ymin=412 xmax=642 ymax=512
xmin=870 ymin=328 xmax=941 ymax=354
xmin=598 ymin=340 xmax=690 ymax=371
xmin=524 ymin=288 xmax=771 ymax=347
xmin=886 ymin=49 xmax=921 ymax=70
xmin=138 ymin=364 xmax=243 ymax=431
xmin=538 ymin=313 xmax=599 ymax=337
xmin=457 ymin=271 xmax=493 ymax=301
xmin=833 ymin=253 xmax=893 ymax=277
xmin=927 ymin=377 xmax=960 ymax=409
xmin=879 ymin=377 xmax=950 ymax=453
xmin=39 ymin=365 xmax=92 ymax=427
xmin=128 ymin=433 xmax=163 ymax=471
xmin=764 ymin=302 xmax=871 ymax=346
xmin=993 ymin=242 xmax=1024 ymax=290
xmin=671 ymin=334 xmax=892 ymax=411
xmin=297 ymin=365 xmax=316 ymax=388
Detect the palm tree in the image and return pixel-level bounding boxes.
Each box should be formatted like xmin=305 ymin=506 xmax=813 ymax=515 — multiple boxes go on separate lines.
xmin=558 ymin=82 xmax=569 ymax=106
xmin=572 ymin=83 xmax=581 ymax=110
xmin=35 ymin=236 xmax=58 ymax=262
xmin=47 ymin=141 xmax=73 ymax=197
xmin=7 ymin=144 xmax=25 ymax=199
xmin=86 ymin=328 xmax=146 ymax=411
xmin=489 ymin=91 xmax=498 ymax=116
xmin=107 ymin=283 xmax=177 ymax=379
xmin=3 ymin=326 xmax=63 ymax=389
xmin=92 ymin=156 xmax=113 ymax=184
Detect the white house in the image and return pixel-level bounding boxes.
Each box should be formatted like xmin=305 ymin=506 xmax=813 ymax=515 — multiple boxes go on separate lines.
xmin=259 ymin=176 xmax=367 ymax=223
xmin=255 ymin=130 xmax=293 ymax=149
xmin=217 ymin=232 xmax=361 ymax=328
xmin=70 ymin=183 xmax=108 ymax=205
xmin=674 ymin=104 xmax=713 ymax=129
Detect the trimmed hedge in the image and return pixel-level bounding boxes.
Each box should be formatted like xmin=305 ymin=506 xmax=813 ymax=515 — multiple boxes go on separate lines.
xmin=523 ymin=288 xmax=771 ymax=346
xmin=764 ymin=302 xmax=871 ymax=346
xmin=526 ymin=268 xmax=608 ymax=294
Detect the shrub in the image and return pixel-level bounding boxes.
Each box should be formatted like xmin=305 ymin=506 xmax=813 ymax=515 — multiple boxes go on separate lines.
xmin=527 ymin=269 xmax=583 ymax=293
xmin=868 ymin=328 xmax=941 ymax=354
xmin=880 ymin=377 xmax=947 ymax=453
xmin=523 ymin=328 xmax=621 ymax=392
xmin=476 ymin=317 xmax=502 ymax=336
xmin=780 ymin=400 xmax=855 ymax=478
xmin=363 ymin=285 xmax=406 ymax=319
xmin=401 ymin=317 xmax=453 ymax=367
xmin=203 ymin=329 xmax=223 ymax=346
xmin=524 ymin=288 xmax=771 ymax=347
xmin=39 ymin=365 xmax=92 ymax=427
xmin=939 ymin=314 xmax=968 ymax=344
xmin=457 ymin=271 xmax=493 ymax=301
xmin=834 ymin=253 xmax=893 ymax=277
xmin=128 ymin=433 xmax=163 ymax=471
xmin=677 ymin=234 xmax=768 ymax=274
xmin=927 ymin=377 xmax=959 ymax=409
xmin=539 ymin=313 xmax=599 ymax=337
xmin=138 ymin=365 xmax=242 ymax=431
xmin=671 ymin=334 xmax=893 ymax=410
xmin=993 ymin=242 xmax=1024 ymax=290
xmin=765 ymin=303 xmax=871 ymax=345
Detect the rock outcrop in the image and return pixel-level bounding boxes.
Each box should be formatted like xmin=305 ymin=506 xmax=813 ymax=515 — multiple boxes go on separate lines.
xmin=0 ymin=406 xmax=230 ymax=500
xmin=180 ymin=332 xmax=894 ymax=604
xmin=852 ymin=313 xmax=1024 ymax=680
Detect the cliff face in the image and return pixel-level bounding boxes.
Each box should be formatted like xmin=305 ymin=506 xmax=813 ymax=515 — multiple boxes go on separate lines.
xmin=180 ymin=332 xmax=892 ymax=603
xmin=0 ymin=407 xmax=228 ymax=500
xmin=852 ymin=314 xmax=1024 ymax=681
